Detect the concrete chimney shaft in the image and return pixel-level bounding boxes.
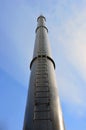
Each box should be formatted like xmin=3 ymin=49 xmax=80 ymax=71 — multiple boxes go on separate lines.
xmin=23 ymin=15 xmax=65 ymax=130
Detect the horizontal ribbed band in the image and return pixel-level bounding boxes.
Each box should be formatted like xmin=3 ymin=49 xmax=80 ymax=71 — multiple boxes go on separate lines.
xmin=35 ymin=25 xmax=48 ymax=33
xmin=30 ymin=55 xmax=55 ymax=69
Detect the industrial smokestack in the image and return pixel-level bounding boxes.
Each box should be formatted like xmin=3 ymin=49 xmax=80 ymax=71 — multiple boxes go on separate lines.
xmin=23 ymin=15 xmax=65 ymax=130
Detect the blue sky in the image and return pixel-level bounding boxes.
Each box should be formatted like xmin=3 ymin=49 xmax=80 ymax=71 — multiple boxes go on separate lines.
xmin=0 ymin=0 xmax=86 ymax=130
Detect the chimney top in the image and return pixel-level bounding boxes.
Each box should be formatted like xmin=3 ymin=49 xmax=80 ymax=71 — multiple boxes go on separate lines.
xmin=37 ymin=15 xmax=46 ymax=22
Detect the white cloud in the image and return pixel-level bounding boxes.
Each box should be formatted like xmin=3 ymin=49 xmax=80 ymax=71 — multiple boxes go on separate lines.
xmin=47 ymin=1 xmax=86 ymax=116
xmin=45 ymin=0 xmax=86 ymax=117
xmin=60 ymin=9 xmax=86 ymax=82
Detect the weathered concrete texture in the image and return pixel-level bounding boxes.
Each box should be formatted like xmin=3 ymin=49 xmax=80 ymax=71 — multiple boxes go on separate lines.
xmin=23 ymin=15 xmax=65 ymax=130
